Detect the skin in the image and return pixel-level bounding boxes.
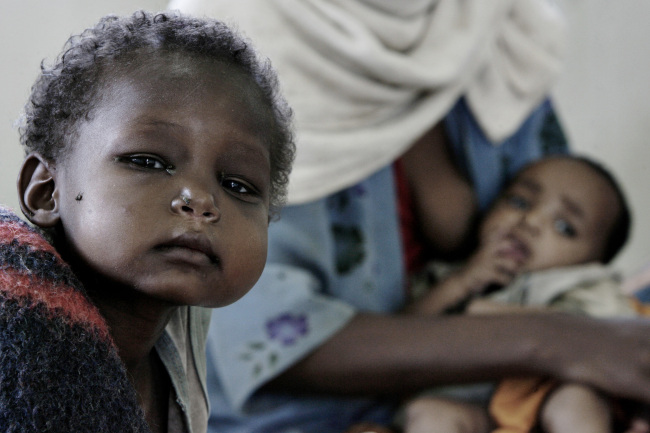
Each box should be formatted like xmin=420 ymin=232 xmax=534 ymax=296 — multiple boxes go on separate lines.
xmin=479 ymin=158 xmax=618 ymax=273
xmin=403 ymin=398 xmax=490 ymax=433
xmin=18 ymin=53 xmax=273 ymax=432
xmin=541 ymin=384 xmax=612 ymax=433
xmin=400 ymin=122 xmax=477 ymax=257
xmin=268 ymin=128 xmax=650 ymax=423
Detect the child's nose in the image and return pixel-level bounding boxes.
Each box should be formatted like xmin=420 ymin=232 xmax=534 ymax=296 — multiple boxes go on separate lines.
xmin=171 ymin=189 xmax=221 ymax=223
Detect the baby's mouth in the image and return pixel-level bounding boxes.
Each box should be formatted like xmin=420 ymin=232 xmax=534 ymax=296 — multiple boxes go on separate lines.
xmin=500 ymin=233 xmax=530 ymax=263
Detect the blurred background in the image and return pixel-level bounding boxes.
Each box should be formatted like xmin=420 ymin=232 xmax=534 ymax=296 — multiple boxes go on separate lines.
xmin=1 ymin=0 xmax=649 ymax=277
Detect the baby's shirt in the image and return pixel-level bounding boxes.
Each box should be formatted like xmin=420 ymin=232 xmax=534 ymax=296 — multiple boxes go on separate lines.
xmin=484 ymin=263 xmax=636 ymax=317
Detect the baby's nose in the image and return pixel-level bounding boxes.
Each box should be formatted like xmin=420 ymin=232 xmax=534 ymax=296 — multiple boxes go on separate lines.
xmin=519 ymin=210 xmax=543 ymax=234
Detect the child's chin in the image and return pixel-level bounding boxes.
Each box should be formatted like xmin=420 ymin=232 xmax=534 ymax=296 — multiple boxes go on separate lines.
xmin=148 ymin=281 xmax=252 ymax=309
xmin=197 ymin=290 xmax=254 ymax=309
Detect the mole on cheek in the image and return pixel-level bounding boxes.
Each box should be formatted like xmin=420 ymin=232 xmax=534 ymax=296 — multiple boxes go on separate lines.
xmin=75 ymin=193 xmax=83 ymax=202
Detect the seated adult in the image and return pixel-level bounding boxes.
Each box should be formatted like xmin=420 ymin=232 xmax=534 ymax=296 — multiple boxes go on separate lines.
xmin=169 ymin=0 xmax=650 ymax=431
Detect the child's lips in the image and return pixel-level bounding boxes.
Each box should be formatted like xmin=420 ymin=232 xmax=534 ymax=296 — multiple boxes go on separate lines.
xmin=156 ymin=233 xmax=220 ymax=266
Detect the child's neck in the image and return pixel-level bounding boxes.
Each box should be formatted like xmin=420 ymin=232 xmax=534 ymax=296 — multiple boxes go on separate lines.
xmin=56 ymin=237 xmax=176 ymax=368
xmin=93 ymin=286 xmax=176 ymax=369
xmin=68 ymin=260 xmax=176 ymax=430
xmin=57 ymin=237 xmax=178 ymax=431
xmin=88 ymin=280 xmax=176 ymax=433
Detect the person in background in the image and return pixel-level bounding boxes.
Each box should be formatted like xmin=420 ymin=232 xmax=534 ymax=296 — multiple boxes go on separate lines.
xmin=402 ymin=155 xmax=636 ymax=433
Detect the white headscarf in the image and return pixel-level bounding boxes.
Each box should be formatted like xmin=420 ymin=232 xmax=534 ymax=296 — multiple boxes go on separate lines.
xmin=168 ymin=0 xmax=566 ymax=204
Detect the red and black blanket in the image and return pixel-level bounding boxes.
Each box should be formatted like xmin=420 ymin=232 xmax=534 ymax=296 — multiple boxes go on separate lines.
xmin=0 ymin=206 xmax=149 ymax=432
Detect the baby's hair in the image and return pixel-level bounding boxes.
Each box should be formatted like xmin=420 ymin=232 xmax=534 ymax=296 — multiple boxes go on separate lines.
xmin=571 ymin=156 xmax=631 ymax=263
xmin=19 ymin=10 xmax=295 ymax=215
xmin=512 ymin=155 xmax=631 ymax=264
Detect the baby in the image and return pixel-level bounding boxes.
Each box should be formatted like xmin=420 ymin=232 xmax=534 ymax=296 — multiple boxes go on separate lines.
xmin=404 ymin=155 xmax=636 ymax=433
xmin=0 ymin=11 xmax=293 ymax=433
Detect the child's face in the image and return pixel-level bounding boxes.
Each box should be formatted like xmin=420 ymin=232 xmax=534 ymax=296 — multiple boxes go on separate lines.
xmin=52 ymin=54 xmax=272 ymax=307
xmin=479 ymin=158 xmax=620 ymax=273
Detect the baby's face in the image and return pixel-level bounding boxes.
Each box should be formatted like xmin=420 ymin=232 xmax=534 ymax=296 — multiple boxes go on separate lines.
xmin=479 ymin=158 xmax=620 ymax=273
xmin=53 ymin=54 xmax=272 ymax=307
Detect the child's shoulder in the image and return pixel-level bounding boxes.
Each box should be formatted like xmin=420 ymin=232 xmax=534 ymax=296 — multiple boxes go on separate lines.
xmin=0 ymin=205 xmax=149 ymax=430
xmin=0 ymin=205 xmax=110 ymax=336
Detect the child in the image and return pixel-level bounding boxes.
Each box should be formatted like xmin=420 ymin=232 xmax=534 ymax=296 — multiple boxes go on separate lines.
xmin=0 ymin=10 xmax=294 ymax=433
xmin=402 ymin=155 xmax=637 ymax=433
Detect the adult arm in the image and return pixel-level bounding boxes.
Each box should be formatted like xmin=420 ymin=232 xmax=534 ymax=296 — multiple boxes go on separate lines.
xmin=399 ymin=122 xmax=477 ymax=257
xmin=269 ymin=312 xmax=650 ymax=403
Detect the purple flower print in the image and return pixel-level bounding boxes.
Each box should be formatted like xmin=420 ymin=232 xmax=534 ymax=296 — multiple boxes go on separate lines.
xmin=266 ymin=313 xmax=308 ymax=346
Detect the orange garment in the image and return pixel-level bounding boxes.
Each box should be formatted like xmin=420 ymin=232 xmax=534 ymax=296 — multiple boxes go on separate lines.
xmin=489 ymin=377 xmax=557 ymax=433
xmin=631 ymin=297 xmax=650 ymax=316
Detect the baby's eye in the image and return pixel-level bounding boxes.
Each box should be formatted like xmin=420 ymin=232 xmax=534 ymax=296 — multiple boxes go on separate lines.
xmin=554 ymin=219 xmax=577 ymax=238
xmin=505 ymin=195 xmax=530 ymax=210
xmin=117 ymin=155 xmax=170 ymax=171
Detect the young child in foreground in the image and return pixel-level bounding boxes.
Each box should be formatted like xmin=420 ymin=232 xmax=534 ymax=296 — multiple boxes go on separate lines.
xmin=402 ymin=155 xmax=641 ymax=433
xmin=0 ymin=11 xmax=294 ymax=433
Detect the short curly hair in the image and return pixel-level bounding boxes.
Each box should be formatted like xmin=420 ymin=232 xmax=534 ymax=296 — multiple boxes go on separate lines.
xmin=19 ymin=10 xmax=295 ymax=215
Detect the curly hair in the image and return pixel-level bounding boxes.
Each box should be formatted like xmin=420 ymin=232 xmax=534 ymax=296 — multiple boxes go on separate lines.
xmin=19 ymin=10 xmax=295 ymax=215
xmin=569 ymin=155 xmax=632 ymax=264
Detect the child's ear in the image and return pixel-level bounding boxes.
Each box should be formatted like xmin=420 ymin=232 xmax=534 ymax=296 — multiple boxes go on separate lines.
xmin=17 ymin=153 xmax=60 ymax=227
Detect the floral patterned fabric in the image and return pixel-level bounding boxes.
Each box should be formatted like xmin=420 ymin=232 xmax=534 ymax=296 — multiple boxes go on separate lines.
xmin=205 ymin=98 xmax=569 ymax=433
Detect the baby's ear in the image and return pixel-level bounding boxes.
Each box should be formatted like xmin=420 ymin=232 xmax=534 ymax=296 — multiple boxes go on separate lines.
xmin=18 ymin=153 xmax=60 ymax=227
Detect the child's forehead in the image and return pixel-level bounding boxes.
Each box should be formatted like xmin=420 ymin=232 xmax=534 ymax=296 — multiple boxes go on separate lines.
xmin=513 ymin=158 xmax=620 ymax=215
xmin=64 ymin=51 xmax=270 ymax=145
xmin=515 ymin=158 xmax=603 ymax=187
xmin=91 ymin=51 xmax=273 ymax=132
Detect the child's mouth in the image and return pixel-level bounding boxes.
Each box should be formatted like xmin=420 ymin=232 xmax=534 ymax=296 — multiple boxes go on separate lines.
xmin=500 ymin=233 xmax=530 ymax=263
xmin=156 ymin=233 xmax=220 ymax=266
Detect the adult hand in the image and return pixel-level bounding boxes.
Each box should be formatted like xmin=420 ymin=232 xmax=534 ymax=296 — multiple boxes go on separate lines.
xmin=546 ymin=317 xmax=650 ymax=404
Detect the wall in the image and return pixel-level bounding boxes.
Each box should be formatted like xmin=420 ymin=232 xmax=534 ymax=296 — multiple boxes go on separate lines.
xmin=1 ymin=1 xmax=648 ymax=276
xmin=553 ymin=0 xmax=650 ymax=276
xmin=0 ymin=0 xmax=166 ymax=211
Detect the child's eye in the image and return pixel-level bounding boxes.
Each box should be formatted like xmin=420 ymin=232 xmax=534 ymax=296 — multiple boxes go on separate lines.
xmin=117 ymin=155 xmax=170 ymax=171
xmin=554 ymin=219 xmax=577 ymax=238
xmin=505 ymin=195 xmax=530 ymax=210
xmin=129 ymin=155 xmax=166 ymax=170
xmin=221 ymin=177 xmax=261 ymax=201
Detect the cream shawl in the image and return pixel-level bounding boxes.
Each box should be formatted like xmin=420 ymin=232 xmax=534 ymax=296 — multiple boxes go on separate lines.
xmin=168 ymin=0 xmax=566 ymax=204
